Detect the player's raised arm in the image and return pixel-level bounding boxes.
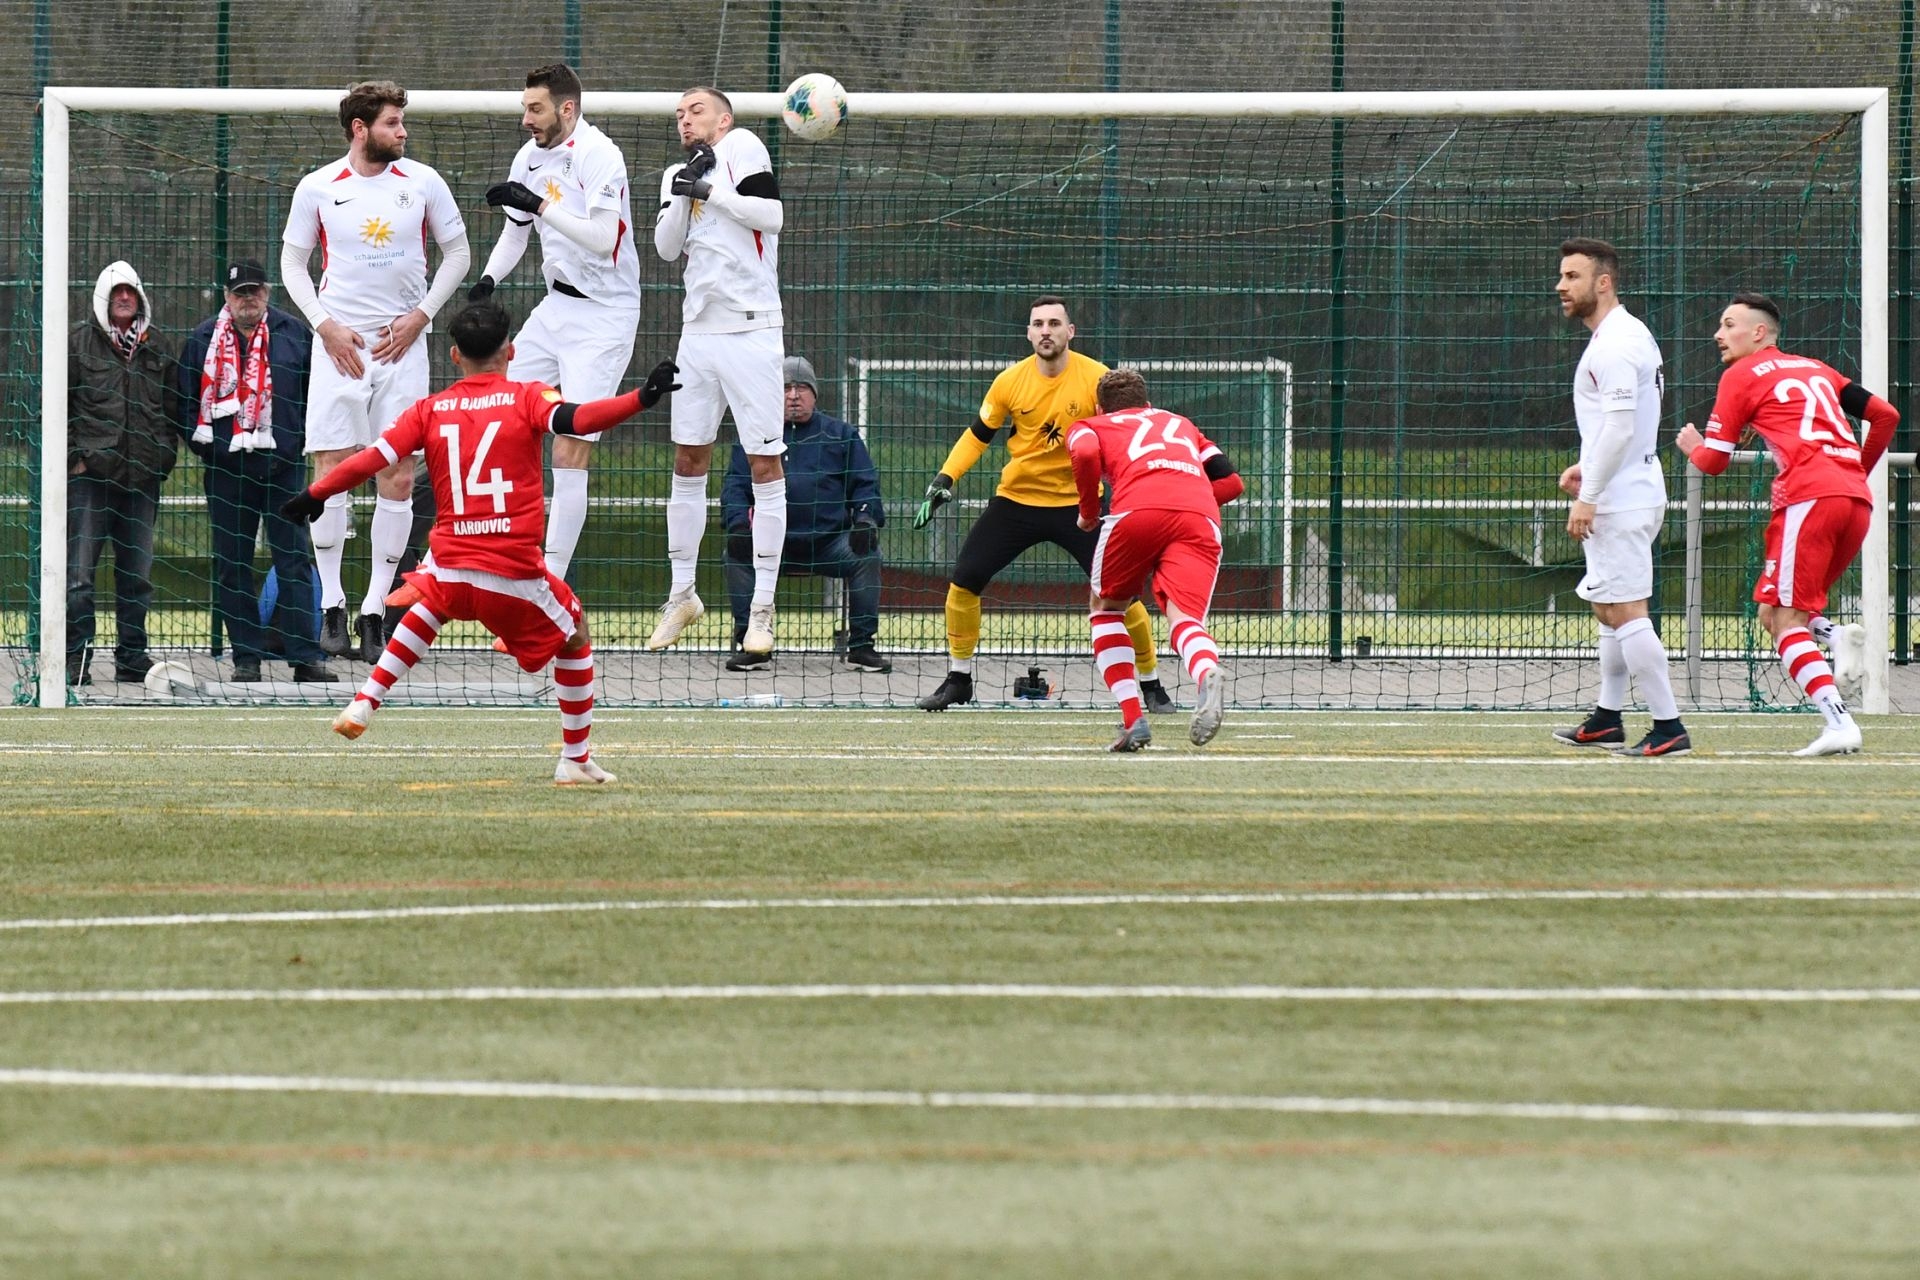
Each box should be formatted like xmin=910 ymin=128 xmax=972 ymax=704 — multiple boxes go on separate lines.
xmin=283 ymin=409 xmax=429 ymax=521
xmin=547 ymin=360 xmax=681 ymax=437
xmin=912 ymin=419 xmax=1001 ymax=529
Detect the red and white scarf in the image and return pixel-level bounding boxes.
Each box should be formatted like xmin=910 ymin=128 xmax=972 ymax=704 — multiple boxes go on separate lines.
xmin=194 ymin=306 xmax=275 ymax=453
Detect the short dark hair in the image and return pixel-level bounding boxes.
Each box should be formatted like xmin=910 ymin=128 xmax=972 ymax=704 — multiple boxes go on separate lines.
xmin=681 ymin=85 xmax=733 ymax=115
xmin=339 ymin=80 xmax=407 ymax=142
xmin=449 ymin=301 xmax=512 ymax=362
xmin=1096 ymin=368 xmax=1151 ymax=412
xmin=1030 ymin=295 xmax=1072 ymax=321
xmin=527 ymin=63 xmax=583 ymax=108
xmin=1730 ymin=290 xmax=1783 ymax=330
xmin=1560 ymin=237 xmax=1622 ymax=287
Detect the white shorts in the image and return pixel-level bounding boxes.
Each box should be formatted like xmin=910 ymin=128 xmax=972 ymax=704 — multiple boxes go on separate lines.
xmin=305 ymin=331 xmax=430 ymax=454
xmin=1576 ymin=504 xmax=1664 ymax=604
xmin=509 ymin=292 xmax=640 ymax=443
xmin=671 ymin=327 xmax=784 ymax=456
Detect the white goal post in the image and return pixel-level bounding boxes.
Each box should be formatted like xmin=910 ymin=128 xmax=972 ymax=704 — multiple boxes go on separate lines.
xmin=37 ymin=86 xmax=1891 ymax=708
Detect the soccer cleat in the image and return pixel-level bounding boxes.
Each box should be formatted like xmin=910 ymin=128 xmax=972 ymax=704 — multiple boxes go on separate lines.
xmin=742 ymin=605 xmax=776 ymax=655
xmin=1792 ymin=723 xmax=1863 ymax=757
xmin=1620 ymin=725 xmax=1692 ymax=757
xmin=1552 ymin=712 xmax=1626 ymax=748
xmin=726 ymin=648 xmax=772 ymax=672
xmin=555 ymin=755 xmax=617 ymax=785
xmin=383 ymin=580 xmax=423 ymax=610
xmin=1189 ymin=667 xmax=1229 ymax=746
xmin=646 ymin=589 xmax=705 ymax=650
xmin=917 ymin=670 xmax=975 ymax=711
xmin=319 ymin=605 xmax=351 ymax=657
xmin=1831 ymin=623 xmax=1868 ymax=704
xmin=356 ymin=613 xmax=386 ymax=664
xmin=1139 ymin=677 xmax=1174 ymax=714
xmin=844 ymin=646 xmax=892 ymax=674
xmin=1108 ymin=717 xmax=1154 ymax=753
xmin=332 ymin=697 xmax=375 ymax=740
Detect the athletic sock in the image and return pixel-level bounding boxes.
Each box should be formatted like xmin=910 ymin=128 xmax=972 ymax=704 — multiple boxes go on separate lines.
xmin=946 ymin=584 xmax=983 ymax=663
xmin=1615 ymin=616 xmax=1679 ymax=722
xmin=1122 ymin=600 xmax=1158 ymax=678
xmin=665 ymin=473 xmax=708 ymax=594
xmin=1091 ymin=610 xmax=1144 ymax=726
xmin=1808 ymin=614 xmax=1836 ymax=645
xmin=544 ymin=466 xmax=591 ymax=578
xmin=1778 ymin=626 xmax=1855 ymax=731
xmin=312 ymin=493 xmax=351 ymax=609
xmin=554 ymin=645 xmax=596 ymax=761
xmin=358 ymin=495 xmax=413 ymax=617
xmin=749 ymin=478 xmax=788 ymax=608
xmin=356 ymin=602 xmax=441 ymax=708
xmin=1596 ymin=623 xmax=1629 ymax=711
xmin=1169 ymin=617 xmax=1220 ymax=684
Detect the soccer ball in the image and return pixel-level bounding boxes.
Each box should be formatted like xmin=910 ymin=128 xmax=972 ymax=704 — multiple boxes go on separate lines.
xmin=782 ymin=73 xmax=847 ymax=142
xmin=143 ymin=660 xmax=200 ymax=700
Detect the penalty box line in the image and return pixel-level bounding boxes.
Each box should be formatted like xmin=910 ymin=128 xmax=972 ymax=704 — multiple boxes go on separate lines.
xmin=0 ymin=1068 xmax=1911 ymax=1131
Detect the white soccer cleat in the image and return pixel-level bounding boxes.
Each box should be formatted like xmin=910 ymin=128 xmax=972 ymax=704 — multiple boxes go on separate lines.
xmin=332 ymin=697 xmax=374 ymax=740
xmin=554 ymin=755 xmax=617 ymax=785
xmin=645 ymin=589 xmax=704 ymax=650
xmin=1792 ymin=724 xmax=1863 ymax=758
xmin=1190 ymin=666 xmax=1230 ymax=746
xmin=1831 ymin=623 xmax=1868 ymax=704
xmin=742 ymin=604 xmax=776 ymax=656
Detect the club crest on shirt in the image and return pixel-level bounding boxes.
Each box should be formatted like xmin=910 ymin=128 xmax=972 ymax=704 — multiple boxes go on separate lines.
xmin=393 ymin=191 xmax=414 ymax=210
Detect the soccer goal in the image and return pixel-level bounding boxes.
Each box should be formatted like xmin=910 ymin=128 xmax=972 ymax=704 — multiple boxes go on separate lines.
xmin=27 ymin=86 xmax=1895 ymax=711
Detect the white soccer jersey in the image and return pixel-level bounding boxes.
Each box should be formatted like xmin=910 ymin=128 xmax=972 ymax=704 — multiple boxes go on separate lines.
xmin=1573 ymin=305 xmax=1667 ymax=513
xmin=283 ymin=156 xmax=466 ymax=334
xmin=659 ymin=126 xmax=781 ymax=330
xmin=508 ymin=118 xmax=641 ymax=306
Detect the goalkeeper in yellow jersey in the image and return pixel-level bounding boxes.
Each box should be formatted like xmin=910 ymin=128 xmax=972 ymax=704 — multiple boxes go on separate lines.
xmin=911 ymin=296 xmax=1168 ymax=711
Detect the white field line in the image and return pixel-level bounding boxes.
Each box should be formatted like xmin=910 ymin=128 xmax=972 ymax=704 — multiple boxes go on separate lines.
xmin=3 ymin=888 xmax=1918 ymax=933
xmin=3 ymin=984 xmax=1919 ymax=1006
xmin=0 ymin=1067 xmax=1911 ymax=1130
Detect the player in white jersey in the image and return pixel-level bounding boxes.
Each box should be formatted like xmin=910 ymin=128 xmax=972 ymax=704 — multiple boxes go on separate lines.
xmin=1551 ymin=237 xmax=1691 ymax=757
xmin=280 ymin=80 xmax=472 ymax=664
xmin=647 ymin=85 xmax=787 ymax=657
xmin=471 ymin=62 xmax=642 ymax=579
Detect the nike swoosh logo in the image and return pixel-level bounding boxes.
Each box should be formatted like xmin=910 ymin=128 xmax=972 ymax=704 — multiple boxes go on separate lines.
xmin=333 ymin=198 xmax=355 ymax=205
xmin=528 ymin=162 xmax=544 ymax=171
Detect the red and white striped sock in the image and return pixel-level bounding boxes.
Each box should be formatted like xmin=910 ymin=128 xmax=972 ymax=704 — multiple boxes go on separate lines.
xmin=554 ymin=646 xmax=596 ymax=761
xmin=355 ymin=603 xmax=441 ymax=709
xmin=1778 ymin=626 xmax=1853 ymax=731
xmin=1090 ymin=610 xmax=1143 ymax=726
xmin=1170 ymin=618 xmax=1220 ymax=684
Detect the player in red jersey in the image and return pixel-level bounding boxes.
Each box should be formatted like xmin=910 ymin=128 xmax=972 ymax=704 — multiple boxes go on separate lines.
xmin=281 ymin=302 xmax=678 ymax=783
xmin=1068 ymin=368 xmax=1245 ymax=752
xmin=1676 ymin=291 xmax=1900 ymax=757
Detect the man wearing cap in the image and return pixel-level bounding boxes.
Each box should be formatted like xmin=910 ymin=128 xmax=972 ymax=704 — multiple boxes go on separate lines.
xmin=719 ymin=356 xmax=889 ymax=673
xmin=175 ymin=260 xmax=336 ymax=683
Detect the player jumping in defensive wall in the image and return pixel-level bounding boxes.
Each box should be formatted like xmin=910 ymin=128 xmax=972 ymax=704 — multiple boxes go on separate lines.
xmin=911 ymin=297 xmax=1170 ymax=712
xmin=281 ymin=302 xmax=679 ymax=784
xmin=1676 ymin=291 xmax=1900 ymax=757
xmin=1068 ymin=369 xmax=1244 ymax=752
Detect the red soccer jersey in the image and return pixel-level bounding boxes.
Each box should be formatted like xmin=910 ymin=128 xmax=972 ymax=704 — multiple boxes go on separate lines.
xmin=1702 ymin=348 xmax=1872 ymax=509
xmin=1068 ymin=407 xmax=1226 ymax=521
xmin=378 ymin=373 xmax=565 ymax=578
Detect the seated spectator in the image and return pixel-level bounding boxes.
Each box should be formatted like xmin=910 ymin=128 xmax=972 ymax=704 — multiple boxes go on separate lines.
xmin=721 ymin=356 xmax=888 ymax=673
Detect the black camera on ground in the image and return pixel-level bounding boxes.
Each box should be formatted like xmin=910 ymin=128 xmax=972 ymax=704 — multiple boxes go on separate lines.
xmin=1012 ymin=665 xmax=1052 ymax=700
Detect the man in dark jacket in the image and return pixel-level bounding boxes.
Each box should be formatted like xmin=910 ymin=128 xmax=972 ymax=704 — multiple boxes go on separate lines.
xmin=66 ymin=260 xmax=178 ymax=684
xmin=177 ymin=261 xmax=336 ymax=683
xmin=721 ymin=356 xmax=889 ymax=673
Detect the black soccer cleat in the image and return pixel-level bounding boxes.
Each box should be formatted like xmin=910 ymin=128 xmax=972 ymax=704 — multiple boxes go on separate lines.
xmin=1552 ymin=710 xmax=1626 ymax=748
xmin=319 ymin=605 xmax=351 ymax=657
xmin=1620 ymin=725 xmax=1692 ymax=758
xmin=844 ymin=646 xmax=892 ymax=674
xmin=917 ymin=670 xmax=975 ymax=711
xmin=1139 ymin=677 xmax=1174 ymax=714
xmin=726 ymin=648 xmax=772 ymax=672
xmin=356 ymin=613 xmax=386 ymax=665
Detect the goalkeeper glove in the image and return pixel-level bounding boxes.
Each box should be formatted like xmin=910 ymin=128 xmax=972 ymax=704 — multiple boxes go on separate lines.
xmin=682 ymin=142 xmax=717 ymax=180
xmin=485 ymin=180 xmax=545 ymax=215
xmin=281 ymin=488 xmax=326 ymax=525
xmin=639 ymin=360 xmax=682 ymax=410
xmin=467 ymin=275 xmax=496 ymax=303
xmin=912 ymin=474 xmax=954 ymax=529
xmin=669 ymin=166 xmax=712 ymax=201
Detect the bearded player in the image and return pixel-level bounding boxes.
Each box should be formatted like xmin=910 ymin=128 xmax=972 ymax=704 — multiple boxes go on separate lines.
xmin=1676 ymin=291 xmax=1900 ymax=757
xmin=1068 ymin=368 xmax=1244 ymax=752
xmin=281 ymin=302 xmax=679 ymax=784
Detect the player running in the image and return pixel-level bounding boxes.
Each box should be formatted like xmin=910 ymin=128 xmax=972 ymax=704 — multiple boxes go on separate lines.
xmin=281 ymin=80 xmax=472 ymax=665
xmin=470 ymin=62 xmax=641 ymax=578
xmin=911 ymin=296 xmax=1170 ymax=713
xmin=280 ymin=302 xmax=678 ymax=784
xmin=1068 ymin=369 xmax=1244 ymax=752
xmin=1676 ymin=291 xmax=1900 ymax=757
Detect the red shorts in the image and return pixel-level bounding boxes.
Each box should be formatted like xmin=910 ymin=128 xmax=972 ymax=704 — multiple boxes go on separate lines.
xmin=1754 ymin=496 xmax=1870 ymax=614
xmin=406 ymin=567 xmax=583 ymax=672
xmin=1090 ymin=507 xmax=1223 ymax=618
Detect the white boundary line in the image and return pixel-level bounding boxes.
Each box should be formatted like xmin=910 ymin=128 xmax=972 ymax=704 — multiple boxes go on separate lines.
xmin=0 ymin=1067 xmax=1911 ymax=1130
xmin=4 ymin=984 xmax=1918 ymax=1006
xmin=6 ymin=888 xmax=1919 ymax=932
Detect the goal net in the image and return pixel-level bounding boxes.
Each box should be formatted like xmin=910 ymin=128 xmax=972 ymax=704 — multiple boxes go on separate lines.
xmin=20 ymin=87 xmax=1893 ymax=711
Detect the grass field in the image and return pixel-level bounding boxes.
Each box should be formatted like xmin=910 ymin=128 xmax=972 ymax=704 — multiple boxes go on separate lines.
xmin=3 ymin=707 xmax=1919 ymax=1277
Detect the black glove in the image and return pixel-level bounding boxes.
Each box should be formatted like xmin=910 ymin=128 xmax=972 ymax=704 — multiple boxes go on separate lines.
xmin=639 ymin=359 xmax=682 ymax=410
xmin=670 ymin=167 xmax=712 ymax=201
xmin=682 ymin=142 xmax=717 ymax=180
xmin=912 ymin=474 xmax=954 ymax=529
xmin=849 ymin=519 xmax=878 ymax=556
xmin=725 ymin=529 xmax=754 ymax=564
xmin=281 ymin=488 xmax=326 ymax=525
xmin=467 ymin=274 xmax=495 ymax=303
xmin=485 ymin=181 xmax=544 ymax=215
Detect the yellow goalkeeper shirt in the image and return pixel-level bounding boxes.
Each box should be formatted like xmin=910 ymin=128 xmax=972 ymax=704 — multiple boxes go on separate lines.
xmin=942 ymin=351 xmax=1108 ymax=507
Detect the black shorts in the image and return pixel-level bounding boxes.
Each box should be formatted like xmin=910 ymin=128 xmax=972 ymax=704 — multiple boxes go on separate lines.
xmin=950 ymin=496 xmax=1097 ymax=595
